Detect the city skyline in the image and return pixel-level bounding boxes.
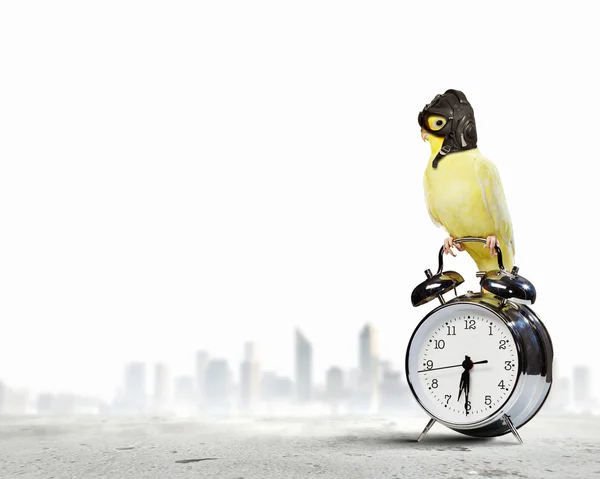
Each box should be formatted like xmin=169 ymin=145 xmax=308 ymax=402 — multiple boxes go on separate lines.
xmin=2 ymin=320 xmax=600 ymax=403
xmin=1 ymin=323 xmax=409 ymax=415
xmin=0 ymin=323 xmax=597 ymax=418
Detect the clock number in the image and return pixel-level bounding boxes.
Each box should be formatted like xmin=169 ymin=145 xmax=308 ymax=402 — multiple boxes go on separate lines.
xmin=466 ymin=401 xmax=471 ymax=411
xmin=444 ymin=394 xmax=451 ymax=405
xmin=431 ymin=379 xmax=439 ymax=389
xmin=464 ymin=319 xmax=476 ymax=330
xmin=489 ymin=325 xmax=493 ymax=336
xmin=434 ymin=340 xmax=445 ymax=349
xmin=498 ymin=380 xmax=507 ymax=390
xmin=446 ymin=325 xmax=456 ymax=336
xmin=426 ymin=360 xmax=434 ymax=370
xmin=485 ymin=395 xmax=492 ymax=405
xmin=499 ymin=339 xmax=508 ymax=350
xmin=504 ymin=361 xmax=514 ymax=371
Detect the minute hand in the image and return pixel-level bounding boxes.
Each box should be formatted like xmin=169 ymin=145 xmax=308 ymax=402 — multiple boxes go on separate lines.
xmin=418 ymin=360 xmax=488 ymax=373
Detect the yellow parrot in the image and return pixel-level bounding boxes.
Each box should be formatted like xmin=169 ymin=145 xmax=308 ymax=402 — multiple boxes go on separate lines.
xmin=418 ymin=89 xmax=515 ymax=272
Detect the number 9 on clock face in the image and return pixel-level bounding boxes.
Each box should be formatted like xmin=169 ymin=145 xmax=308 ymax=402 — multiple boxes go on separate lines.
xmin=406 ymin=304 xmax=520 ymax=426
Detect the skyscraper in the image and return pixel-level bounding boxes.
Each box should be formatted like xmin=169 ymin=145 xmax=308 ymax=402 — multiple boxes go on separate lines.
xmin=153 ymin=363 xmax=170 ymax=411
xmin=544 ymin=360 xmax=569 ymax=414
xmin=359 ymin=323 xmax=378 ymax=381
xmin=239 ymin=341 xmax=260 ymax=411
xmin=204 ymin=359 xmax=231 ymax=412
xmin=295 ymin=328 xmax=313 ymax=403
xmin=261 ymin=371 xmax=293 ymax=402
xmin=573 ymin=365 xmax=593 ymax=412
xmin=0 ymin=382 xmax=6 ymax=414
xmin=356 ymin=323 xmax=380 ymax=413
xmin=124 ymin=361 xmax=146 ymax=413
xmin=380 ymin=368 xmax=407 ymax=413
xmin=174 ymin=375 xmax=195 ymax=412
xmin=326 ymin=366 xmax=345 ymax=412
xmin=4 ymin=388 xmax=29 ymax=415
xmin=195 ymin=350 xmax=209 ymax=406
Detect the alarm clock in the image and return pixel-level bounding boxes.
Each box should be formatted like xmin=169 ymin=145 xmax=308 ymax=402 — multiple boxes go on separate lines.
xmin=406 ymin=237 xmax=553 ymax=444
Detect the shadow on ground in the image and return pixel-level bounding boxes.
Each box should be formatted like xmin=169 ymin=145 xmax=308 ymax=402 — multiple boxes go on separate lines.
xmin=359 ymin=433 xmax=518 ymax=448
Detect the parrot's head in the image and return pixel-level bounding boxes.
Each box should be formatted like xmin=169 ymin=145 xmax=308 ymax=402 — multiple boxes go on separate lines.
xmin=418 ymin=89 xmax=478 ymax=168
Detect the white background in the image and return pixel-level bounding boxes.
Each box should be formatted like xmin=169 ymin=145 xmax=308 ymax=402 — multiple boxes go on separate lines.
xmin=1 ymin=1 xmax=598 ymax=401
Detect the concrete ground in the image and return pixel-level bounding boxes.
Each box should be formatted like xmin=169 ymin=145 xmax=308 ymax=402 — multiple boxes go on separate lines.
xmin=0 ymin=412 xmax=598 ymax=478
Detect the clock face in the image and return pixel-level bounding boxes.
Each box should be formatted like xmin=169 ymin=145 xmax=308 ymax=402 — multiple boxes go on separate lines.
xmin=406 ymin=303 xmax=520 ymax=426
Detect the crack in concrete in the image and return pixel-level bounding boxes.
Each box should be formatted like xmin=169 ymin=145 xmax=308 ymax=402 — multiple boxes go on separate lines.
xmin=175 ymin=458 xmax=218 ymax=464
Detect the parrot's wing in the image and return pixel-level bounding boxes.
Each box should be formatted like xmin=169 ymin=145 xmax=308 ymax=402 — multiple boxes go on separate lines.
xmin=473 ymin=157 xmax=516 ymax=257
xmin=423 ymin=172 xmax=442 ymax=228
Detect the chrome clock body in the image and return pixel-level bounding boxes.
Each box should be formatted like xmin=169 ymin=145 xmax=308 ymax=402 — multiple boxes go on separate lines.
xmin=407 ymin=237 xmax=553 ymax=442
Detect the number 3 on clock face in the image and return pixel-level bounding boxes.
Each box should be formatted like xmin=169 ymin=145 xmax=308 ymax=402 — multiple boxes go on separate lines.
xmin=406 ymin=304 xmax=520 ymax=426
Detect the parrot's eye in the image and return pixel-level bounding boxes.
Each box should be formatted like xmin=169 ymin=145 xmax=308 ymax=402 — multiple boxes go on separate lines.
xmin=427 ymin=115 xmax=447 ymax=131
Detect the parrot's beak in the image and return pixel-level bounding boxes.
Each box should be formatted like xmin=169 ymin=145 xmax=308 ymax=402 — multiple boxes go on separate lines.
xmin=421 ymin=127 xmax=429 ymax=142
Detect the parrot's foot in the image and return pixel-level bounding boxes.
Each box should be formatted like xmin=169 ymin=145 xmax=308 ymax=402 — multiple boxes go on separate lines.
xmin=443 ymin=237 xmax=465 ymax=256
xmin=484 ymin=236 xmax=499 ymax=257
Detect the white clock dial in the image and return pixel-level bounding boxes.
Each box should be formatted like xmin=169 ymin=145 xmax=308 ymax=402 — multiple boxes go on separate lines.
xmin=407 ymin=304 xmax=520 ymax=425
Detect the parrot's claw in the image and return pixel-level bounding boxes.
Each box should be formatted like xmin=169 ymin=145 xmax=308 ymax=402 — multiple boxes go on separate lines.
xmin=443 ymin=237 xmax=465 ymax=256
xmin=484 ymin=235 xmax=499 ymax=257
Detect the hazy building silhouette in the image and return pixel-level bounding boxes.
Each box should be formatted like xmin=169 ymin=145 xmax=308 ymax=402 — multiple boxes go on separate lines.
xmin=195 ymin=350 xmax=209 ymax=407
xmin=347 ymin=368 xmax=359 ymax=394
xmin=0 ymin=382 xmax=6 ymax=414
xmin=276 ymin=376 xmax=293 ymax=398
xmin=204 ymin=359 xmax=231 ymax=412
xmin=326 ymin=366 xmax=345 ymax=413
xmin=295 ymin=328 xmax=313 ymax=403
xmin=153 ymin=363 xmax=171 ymax=412
xmin=261 ymin=371 xmax=277 ymax=402
xmin=380 ymin=369 xmax=407 ymax=412
xmin=359 ymin=323 xmax=379 ymax=381
xmin=124 ymin=361 xmax=147 ymax=413
xmin=379 ymin=360 xmax=392 ymax=377
xmin=36 ymin=393 xmax=71 ymax=415
xmin=174 ymin=375 xmax=195 ymax=412
xmin=55 ymin=394 xmax=77 ymax=415
xmin=261 ymin=371 xmax=293 ymax=402
xmin=544 ymin=360 xmax=570 ymax=414
xmin=36 ymin=393 xmax=54 ymax=415
xmin=35 ymin=392 xmax=102 ymax=415
xmin=239 ymin=341 xmax=260 ymax=411
xmin=573 ymin=366 xmax=593 ymax=412
xmin=1 ymin=387 xmax=29 ymax=415
xmin=550 ymin=377 xmax=570 ymax=413
xmin=0 ymin=383 xmax=28 ymax=415
xmin=355 ymin=323 xmax=380 ymax=413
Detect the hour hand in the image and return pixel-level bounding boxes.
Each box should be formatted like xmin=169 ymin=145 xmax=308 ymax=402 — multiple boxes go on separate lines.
xmin=457 ymin=370 xmax=471 ymax=415
xmin=458 ymin=370 xmax=468 ymax=401
xmin=457 ymin=355 xmax=472 ymax=403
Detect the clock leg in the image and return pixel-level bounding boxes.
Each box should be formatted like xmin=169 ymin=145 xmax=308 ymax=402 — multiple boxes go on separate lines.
xmin=502 ymin=414 xmax=523 ymax=444
xmin=417 ymin=418 xmax=436 ymax=442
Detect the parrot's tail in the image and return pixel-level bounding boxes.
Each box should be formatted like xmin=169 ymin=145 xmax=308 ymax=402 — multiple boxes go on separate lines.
xmin=464 ymin=242 xmax=514 ymax=273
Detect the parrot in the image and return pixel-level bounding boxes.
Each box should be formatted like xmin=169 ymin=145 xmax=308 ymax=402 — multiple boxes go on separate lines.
xmin=418 ymin=89 xmax=515 ymax=272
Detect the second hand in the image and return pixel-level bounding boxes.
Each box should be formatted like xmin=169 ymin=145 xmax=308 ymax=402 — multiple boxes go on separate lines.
xmin=418 ymin=360 xmax=488 ymax=373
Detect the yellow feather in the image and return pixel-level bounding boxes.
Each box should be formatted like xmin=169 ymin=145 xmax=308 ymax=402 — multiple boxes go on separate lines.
xmin=423 ymin=148 xmax=515 ymax=272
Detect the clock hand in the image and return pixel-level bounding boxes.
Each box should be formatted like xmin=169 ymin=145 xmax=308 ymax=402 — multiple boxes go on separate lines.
xmin=458 ymin=370 xmax=466 ymax=401
xmin=418 ymin=359 xmax=487 ymax=373
xmin=464 ymin=368 xmax=471 ymax=415
xmin=465 ymin=371 xmax=471 ymax=416
xmin=457 ymin=356 xmax=473 ymax=415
